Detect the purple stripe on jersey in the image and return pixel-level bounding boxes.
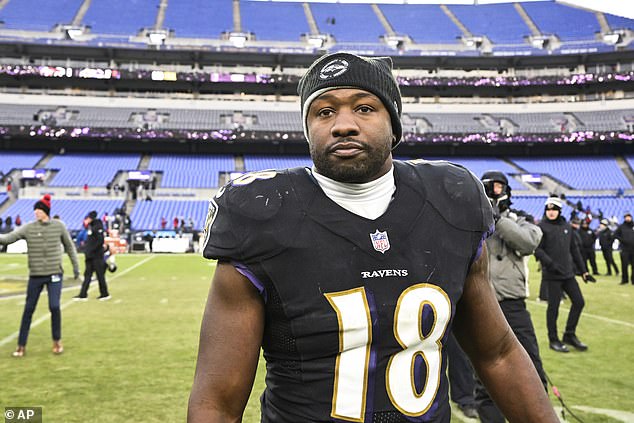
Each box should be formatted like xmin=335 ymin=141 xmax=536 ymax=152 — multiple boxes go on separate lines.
xmin=232 ymin=261 xmax=267 ymax=303
xmin=472 ymin=225 xmax=494 ymax=264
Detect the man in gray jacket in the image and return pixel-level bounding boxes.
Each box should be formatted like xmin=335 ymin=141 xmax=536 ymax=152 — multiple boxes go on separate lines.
xmin=475 ymin=171 xmax=548 ymax=422
xmin=0 ymin=194 xmax=80 ymax=357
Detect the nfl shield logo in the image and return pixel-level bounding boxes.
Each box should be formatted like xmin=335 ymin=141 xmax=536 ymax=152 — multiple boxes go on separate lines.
xmin=370 ymin=229 xmax=390 ymax=254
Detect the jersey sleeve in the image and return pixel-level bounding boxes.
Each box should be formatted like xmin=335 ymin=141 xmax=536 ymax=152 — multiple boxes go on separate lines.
xmin=201 ymin=170 xmax=300 ymax=263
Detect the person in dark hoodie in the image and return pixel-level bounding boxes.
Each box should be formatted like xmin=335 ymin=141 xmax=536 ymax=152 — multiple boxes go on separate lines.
xmin=578 ymin=219 xmax=599 ymax=275
xmin=535 ymin=196 xmax=591 ymax=353
xmin=73 ymin=210 xmax=110 ymax=301
xmin=614 ymin=212 xmax=634 ymax=285
xmin=569 ymin=217 xmax=585 ymax=276
xmin=598 ymin=219 xmax=619 ymax=276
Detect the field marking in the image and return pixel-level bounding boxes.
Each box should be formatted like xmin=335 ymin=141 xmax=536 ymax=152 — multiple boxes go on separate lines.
xmin=0 ymin=255 xmax=156 ymax=347
xmin=0 ymin=255 xmax=156 ymax=301
xmin=573 ymin=406 xmax=634 ymax=423
xmin=532 ymin=300 xmax=634 ymax=329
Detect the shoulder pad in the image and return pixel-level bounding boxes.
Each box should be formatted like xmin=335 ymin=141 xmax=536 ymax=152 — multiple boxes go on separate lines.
xmin=202 ymin=169 xmax=301 ymax=262
xmin=218 ymin=170 xmax=285 ymax=221
xmin=399 ymin=159 xmax=494 ymax=233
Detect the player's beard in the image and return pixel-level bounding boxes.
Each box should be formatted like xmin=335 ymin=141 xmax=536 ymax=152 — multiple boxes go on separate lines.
xmin=310 ymin=136 xmax=392 ymax=183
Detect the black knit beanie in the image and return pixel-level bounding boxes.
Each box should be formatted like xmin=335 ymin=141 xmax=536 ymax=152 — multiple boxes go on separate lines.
xmin=33 ymin=194 xmax=51 ymax=216
xmin=298 ymin=52 xmax=403 ymax=148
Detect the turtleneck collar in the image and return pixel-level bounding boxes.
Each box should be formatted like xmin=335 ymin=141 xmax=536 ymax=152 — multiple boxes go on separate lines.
xmin=310 ymin=166 xmax=395 ymax=220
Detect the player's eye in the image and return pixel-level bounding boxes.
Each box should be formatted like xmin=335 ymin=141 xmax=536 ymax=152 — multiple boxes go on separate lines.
xmin=356 ymin=105 xmax=374 ymax=113
xmin=317 ymin=108 xmax=335 ymax=118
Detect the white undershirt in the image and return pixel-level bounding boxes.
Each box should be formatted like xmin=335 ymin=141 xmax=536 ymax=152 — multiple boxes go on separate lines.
xmin=310 ymin=166 xmax=396 ymax=220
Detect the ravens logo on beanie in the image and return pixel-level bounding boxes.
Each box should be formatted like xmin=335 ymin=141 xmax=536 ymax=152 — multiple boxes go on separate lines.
xmin=298 ymin=52 xmax=403 ymax=148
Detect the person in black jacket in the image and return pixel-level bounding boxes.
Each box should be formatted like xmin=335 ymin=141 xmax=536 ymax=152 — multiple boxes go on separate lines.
xmin=614 ymin=212 xmax=634 ymax=285
xmin=535 ymin=196 xmax=591 ymax=353
xmin=578 ymin=219 xmax=599 ymax=275
xmin=598 ymin=219 xmax=619 ymax=276
xmin=73 ymin=211 xmax=110 ymax=301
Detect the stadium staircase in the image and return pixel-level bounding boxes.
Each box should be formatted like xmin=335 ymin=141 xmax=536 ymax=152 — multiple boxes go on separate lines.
xmin=0 ymin=191 xmax=15 ymax=215
xmin=303 ymin=3 xmax=320 ymax=36
xmin=154 ymin=0 xmax=168 ymax=30
xmin=71 ymin=0 xmax=92 ymax=27
xmin=513 ymin=3 xmax=541 ymax=37
xmin=439 ymin=5 xmax=472 ymax=38
xmin=595 ymin=12 xmax=612 ymax=34
xmin=475 ymin=115 xmax=500 ymax=131
xmin=504 ymin=160 xmax=567 ymax=194
xmin=564 ymin=112 xmax=583 ymax=131
xmin=138 ymin=153 xmax=152 ymax=170
xmin=372 ymin=4 xmax=395 ymax=37
xmin=233 ymin=0 xmax=242 ymax=33
xmin=615 ymin=156 xmax=634 ymax=188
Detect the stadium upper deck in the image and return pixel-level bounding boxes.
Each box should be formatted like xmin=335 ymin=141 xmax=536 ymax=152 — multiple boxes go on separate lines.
xmin=0 ymin=0 xmax=631 ymax=57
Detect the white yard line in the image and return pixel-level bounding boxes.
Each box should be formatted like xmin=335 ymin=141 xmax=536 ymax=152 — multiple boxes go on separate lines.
xmin=0 ymin=255 xmax=156 ymax=347
xmin=532 ymin=300 xmax=634 ymax=329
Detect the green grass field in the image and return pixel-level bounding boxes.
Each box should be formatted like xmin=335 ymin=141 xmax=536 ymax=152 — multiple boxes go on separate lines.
xmin=1 ymin=253 xmax=633 ymax=422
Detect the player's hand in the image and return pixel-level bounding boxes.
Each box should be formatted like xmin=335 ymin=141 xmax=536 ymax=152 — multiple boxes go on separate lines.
xmin=73 ymin=270 xmax=80 ymax=280
xmin=582 ymin=272 xmax=596 ymax=283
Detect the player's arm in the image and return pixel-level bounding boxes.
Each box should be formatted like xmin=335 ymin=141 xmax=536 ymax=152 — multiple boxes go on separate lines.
xmin=188 ymin=261 xmax=265 ymax=423
xmin=570 ymin=231 xmax=588 ymax=276
xmin=0 ymin=224 xmax=27 ymax=245
xmin=453 ymin=243 xmax=559 ymax=422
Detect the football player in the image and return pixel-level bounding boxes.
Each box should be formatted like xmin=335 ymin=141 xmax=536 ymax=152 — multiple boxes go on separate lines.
xmin=189 ymin=53 xmax=559 ymax=423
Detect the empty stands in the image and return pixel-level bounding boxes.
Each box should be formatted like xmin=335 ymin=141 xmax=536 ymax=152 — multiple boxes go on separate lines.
xmin=82 ymin=0 xmax=159 ymax=35
xmin=510 ymin=156 xmax=631 ymax=190
xmin=0 ymin=0 xmax=630 ymax=55
xmin=47 ymin=153 xmax=140 ymax=187
xmin=5 ymin=104 xmax=632 ymax=136
xmin=241 ymin=1 xmax=309 ymax=41
xmin=0 ymin=151 xmax=44 ymax=173
xmin=310 ymin=3 xmax=385 ymax=43
xmin=510 ymin=195 xmax=549 ymax=220
xmin=244 ymin=155 xmax=313 ymax=172
xmin=163 ymin=0 xmax=233 ymax=38
xmin=147 ymin=154 xmax=234 ymax=188
xmin=130 ymin=199 xmax=209 ymax=231
xmin=448 ymin=4 xmax=530 ymax=44
xmin=606 ymin=14 xmax=634 ymax=31
xmin=0 ymin=0 xmax=82 ymax=31
xmin=521 ymin=2 xmax=600 ymax=42
xmin=380 ymin=5 xmax=460 ymax=44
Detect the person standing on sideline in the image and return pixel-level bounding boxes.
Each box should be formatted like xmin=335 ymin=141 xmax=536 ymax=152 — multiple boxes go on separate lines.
xmin=74 ymin=211 xmax=110 ymax=301
xmin=578 ymin=219 xmax=599 ymax=275
xmin=0 ymin=194 xmax=80 ymax=357
xmin=614 ymin=212 xmax=634 ymax=285
xmin=189 ymin=52 xmax=558 ymax=423
xmin=598 ymin=219 xmax=619 ymax=276
xmin=476 ymin=171 xmax=548 ymax=421
xmin=535 ymin=196 xmax=591 ymax=353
